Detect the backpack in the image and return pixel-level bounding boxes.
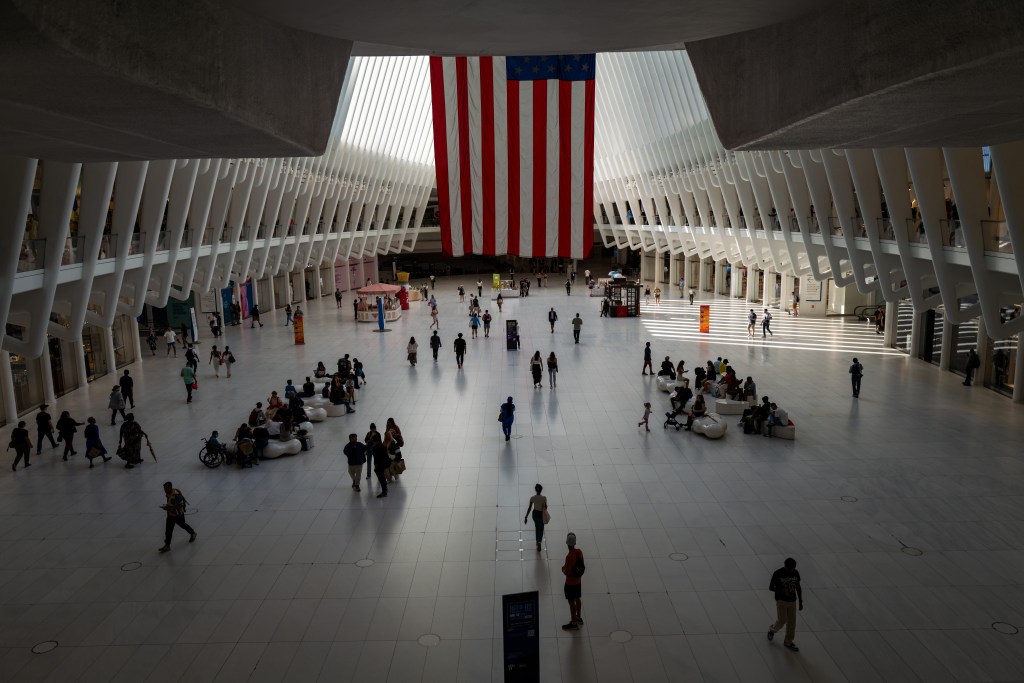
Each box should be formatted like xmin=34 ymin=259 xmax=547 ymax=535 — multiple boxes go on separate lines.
xmin=571 ymin=553 xmax=586 ymax=578
xmin=248 ymin=409 xmax=259 ymax=427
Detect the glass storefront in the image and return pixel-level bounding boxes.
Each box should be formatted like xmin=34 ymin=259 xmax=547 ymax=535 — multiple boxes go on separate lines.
xmin=81 ymin=326 xmax=108 ymax=381
xmin=48 ymin=335 xmax=80 ymax=397
xmin=894 ymin=301 xmax=913 ymax=353
xmin=9 ymin=351 xmax=43 ymax=415
xmin=111 ymin=315 xmax=135 ymax=369
xmin=988 ymin=335 xmax=1017 ymax=398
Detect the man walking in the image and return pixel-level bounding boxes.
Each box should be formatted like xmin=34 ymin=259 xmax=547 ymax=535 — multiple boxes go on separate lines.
xmin=642 ymin=342 xmax=653 ymax=375
xmin=747 ymin=309 xmax=757 ymax=337
xmin=548 ymin=307 xmax=558 ymax=333
xmin=767 ymin=557 xmax=803 ymax=652
xmin=343 ymin=434 xmax=366 ymax=492
xmin=964 ymin=348 xmax=980 ymax=386
xmin=429 ymin=273 xmax=436 ymax=290
xmin=561 ymin=532 xmax=585 ymax=630
xmin=181 ymin=362 xmax=196 ymax=403
xmin=565 ymin=278 xmax=572 ymax=296
xmin=571 ymin=313 xmax=583 ymax=344
xmin=285 ymin=303 xmax=293 ymax=325
xmin=499 ymin=396 xmax=516 ymax=441
xmin=477 ymin=279 xmax=483 ymax=297
xmin=250 ymin=304 xmax=264 ymax=327
xmin=482 ymin=310 xmax=492 ymax=337
xmin=762 ymin=308 xmax=773 ymax=337
xmin=849 ymin=357 xmax=863 ymax=397
xmin=454 ymin=333 xmax=467 ymax=369
xmin=429 ymin=331 xmax=442 ymax=362
xmin=35 ymin=404 xmax=58 ymax=454
xmin=158 ymin=481 xmax=196 ymax=553
xmin=335 ymin=288 xmax=343 ymax=308
xmin=118 ymin=369 xmax=135 ymax=409
xmin=353 ymin=297 xmax=359 ymax=321
xmin=164 ymin=327 xmax=177 ymax=357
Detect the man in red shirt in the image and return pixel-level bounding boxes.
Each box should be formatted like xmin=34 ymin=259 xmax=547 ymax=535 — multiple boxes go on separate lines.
xmin=561 ymin=532 xmax=585 ymax=630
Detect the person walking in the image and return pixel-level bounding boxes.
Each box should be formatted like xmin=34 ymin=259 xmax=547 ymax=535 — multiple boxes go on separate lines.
xmin=108 ymin=385 xmax=127 ymax=425
xmin=547 ymin=352 xmax=558 ymax=388
xmin=637 ymin=402 xmax=652 ymax=431
xmin=209 ymin=345 xmax=222 ymax=377
xmin=530 ymin=351 xmax=544 ymax=388
xmin=874 ymin=306 xmax=884 ymax=335
xmin=285 ymin=304 xmax=293 ymax=326
xmin=762 ymin=308 xmax=773 ymax=337
xmin=250 ymin=304 xmax=264 ymax=327
xmin=454 ymin=333 xmax=467 ymax=369
xmin=407 ymin=337 xmax=419 ymax=366
xmin=430 ymin=306 xmax=439 ymax=330
xmin=10 ymin=421 xmax=32 ymax=471
xmin=429 ymin=331 xmax=442 ymax=362
xmin=185 ymin=344 xmax=199 ymax=373
xmin=561 ymin=532 xmax=585 ymax=630
xmin=352 ymin=297 xmax=360 ymax=321
xmin=364 ymin=423 xmax=381 ymax=481
xmin=344 ymin=434 xmax=367 ymax=492
xmin=470 ymin=312 xmax=480 ymax=339
xmin=335 ymin=288 xmax=343 ymax=308
xmin=429 ymin=273 xmax=436 ymax=290
xmin=548 ymin=307 xmax=558 ymax=333
xmin=372 ymin=433 xmax=391 ymax=498
xmin=499 ymin=396 xmax=516 ymax=441
xmin=158 ymin=482 xmax=196 ymax=553
xmin=84 ymin=417 xmax=111 ymax=468
xmin=849 ymin=357 xmax=864 ymax=398
xmin=35 ymin=404 xmax=58 ymax=454
xmin=477 ymin=279 xmax=483 ymax=297
xmin=146 ymin=328 xmax=158 ymax=355
xmin=571 ymin=313 xmax=583 ymax=344
xmin=524 ymin=484 xmax=548 ymax=551
xmin=565 ymin=279 xmax=572 ymax=296
xmin=119 ymin=370 xmax=135 ymax=409
xmin=654 ymin=286 xmax=661 ymax=304
xmin=223 ymin=346 xmax=234 ymax=378
xmin=964 ymin=348 xmax=980 ymax=386
xmin=164 ymin=327 xmax=177 ymax=356
xmin=688 ymin=287 xmax=695 ymax=305
xmin=747 ymin=309 xmax=757 ymax=337
xmin=181 ymin=362 xmax=196 ymax=403
xmin=767 ymin=557 xmax=803 ymax=652
xmin=482 ymin=310 xmax=492 ymax=338
xmin=118 ymin=414 xmax=149 ymax=469
xmin=678 ymin=277 xmax=685 ymax=297
xmin=642 ymin=342 xmax=653 ymax=375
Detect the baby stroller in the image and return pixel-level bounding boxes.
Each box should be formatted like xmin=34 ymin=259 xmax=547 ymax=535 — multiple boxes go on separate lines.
xmin=664 ymin=408 xmax=685 ymax=431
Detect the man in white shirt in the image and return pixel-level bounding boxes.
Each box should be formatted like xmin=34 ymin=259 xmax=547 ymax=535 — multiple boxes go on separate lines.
xmin=164 ymin=328 xmax=177 ymax=357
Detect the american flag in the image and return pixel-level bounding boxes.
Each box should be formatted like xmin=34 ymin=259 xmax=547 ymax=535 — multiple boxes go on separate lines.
xmin=429 ymin=55 xmax=595 ymax=259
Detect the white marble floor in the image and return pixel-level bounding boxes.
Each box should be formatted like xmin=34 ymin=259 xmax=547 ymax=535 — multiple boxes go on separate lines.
xmin=2 ymin=271 xmax=1024 ymax=682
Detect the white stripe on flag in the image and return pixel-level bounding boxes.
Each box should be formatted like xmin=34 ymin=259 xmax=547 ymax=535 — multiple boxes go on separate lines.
xmin=518 ymin=81 xmax=533 ymax=256
xmin=544 ymin=79 xmax=559 ymax=258
xmin=492 ymin=58 xmax=508 ymax=255
xmin=442 ymin=58 xmax=463 ymax=256
xmin=570 ymin=80 xmax=586 ymax=258
xmin=466 ymin=58 xmax=483 ymax=254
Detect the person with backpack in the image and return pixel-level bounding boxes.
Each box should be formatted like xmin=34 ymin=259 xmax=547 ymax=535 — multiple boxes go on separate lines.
xmin=158 ymin=481 xmax=196 ymax=553
xmin=482 ymin=310 xmax=492 ymax=338
xmin=561 ymin=532 xmax=585 ymax=630
xmin=248 ymin=402 xmax=265 ymax=427
xmin=849 ymin=357 xmax=864 ymax=397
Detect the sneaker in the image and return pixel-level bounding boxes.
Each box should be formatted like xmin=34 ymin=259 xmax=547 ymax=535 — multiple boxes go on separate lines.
xmin=767 ymin=629 xmax=774 ymax=641
xmin=158 ymin=545 xmax=170 ymax=553
xmin=376 ymin=492 xmax=387 ymax=498
xmin=355 ymin=486 xmax=361 ymax=492
xmin=784 ymin=643 xmax=799 ymax=652
xmin=189 ymin=533 xmax=197 ymax=543
xmin=561 ymin=622 xmax=579 ymax=631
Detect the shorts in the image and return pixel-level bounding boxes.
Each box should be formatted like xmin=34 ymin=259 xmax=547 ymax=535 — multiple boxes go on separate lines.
xmin=563 ymin=583 xmax=581 ymax=601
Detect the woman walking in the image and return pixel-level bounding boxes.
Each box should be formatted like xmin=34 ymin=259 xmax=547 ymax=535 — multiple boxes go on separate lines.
xmin=499 ymin=396 xmax=516 ymax=441
xmin=223 ymin=346 xmax=235 ymax=378
xmin=84 ymin=417 xmax=111 ymax=468
xmin=530 ymin=351 xmax=544 ymax=388
xmin=109 ymin=385 xmax=127 ymax=425
xmin=407 ymin=337 xmax=419 ymax=366
xmin=55 ymin=411 xmax=83 ymax=461
xmin=547 ymin=352 xmax=559 ymax=388
xmin=524 ymin=484 xmax=548 ymax=551
xmin=118 ymin=414 xmax=150 ymax=469
xmin=10 ymin=421 xmax=32 ymax=471
xmin=209 ymin=345 xmax=222 ymax=377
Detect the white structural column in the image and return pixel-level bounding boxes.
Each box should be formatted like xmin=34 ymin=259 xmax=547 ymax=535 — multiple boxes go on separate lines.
xmin=104 ymin=327 xmax=118 ymax=377
xmin=781 ymin=273 xmax=793 ymax=309
xmin=762 ymin=267 xmax=772 ymax=307
xmin=39 ymin=341 xmax=56 ymax=407
xmin=130 ymin=317 xmax=143 ymax=363
xmin=731 ymin=268 xmax=744 ymax=298
xmin=939 ymin=318 xmax=955 ymax=370
xmin=75 ymin=338 xmax=89 ymax=388
xmin=909 ymin=311 xmax=924 ymax=359
xmin=0 ymin=350 xmax=16 ymax=424
xmin=746 ymin=266 xmax=759 ymax=302
xmin=654 ymin=250 xmax=663 ymax=285
xmin=884 ymin=301 xmax=897 ymax=347
xmin=266 ymin=277 xmax=276 ymax=313
xmin=668 ymin=254 xmax=679 ymax=295
xmin=699 ymin=259 xmax=709 ymax=291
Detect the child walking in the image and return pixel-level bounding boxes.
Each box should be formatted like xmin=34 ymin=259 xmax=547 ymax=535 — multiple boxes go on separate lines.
xmin=638 ymin=402 xmax=652 ymax=431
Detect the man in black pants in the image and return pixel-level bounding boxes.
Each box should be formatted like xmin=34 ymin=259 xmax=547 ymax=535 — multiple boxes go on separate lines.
xmin=35 ymin=404 xmax=58 ymax=454
xmin=119 ymin=370 xmax=135 ymax=409
xmin=429 ymin=331 xmax=442 ymax=362
xmin=159 ymin=482 xmax=196 ymax=553
xmin=454 ymin=333 xmax=467 ymax=369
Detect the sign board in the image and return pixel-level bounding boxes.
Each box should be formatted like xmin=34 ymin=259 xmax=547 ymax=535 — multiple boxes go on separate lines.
xmin=493 ymin=273 xmax=501 ymax=290
xmin=699 ymin=305 xmax=710 ymax=333
xmin=506 ymin=319 xmax=519 ymax=350
xmin=199 ymin=291 xmax=219 ymax=313
xmin=803 ymin=274 xmax=822 ymax=302
xmin=502 ymin=591 xmax=539 ymax=683
xmin=292 ymin=315 xmax=305 ymax=344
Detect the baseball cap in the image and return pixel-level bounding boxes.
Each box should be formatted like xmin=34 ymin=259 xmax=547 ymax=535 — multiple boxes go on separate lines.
xmin=566 ymin=532 xmax=577 ymax=547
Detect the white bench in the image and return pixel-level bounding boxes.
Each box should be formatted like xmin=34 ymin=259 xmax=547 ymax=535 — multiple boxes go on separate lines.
xmin=263 ymin=438 xmax=303 ymax=459
xmin=656 ymin=376 xmax=680 ymax=392
xmin=691 ymin=413 xmax=728 ymax=439
xmin=325 ymin=403 xmax=354 ymax=417
xmin=770 ymin=424 xmax=796 ymax=440
xmin=305 ymin=407 xmax=327 ymax=422
xmin=714 ymin=399 xmax=748 ymax=415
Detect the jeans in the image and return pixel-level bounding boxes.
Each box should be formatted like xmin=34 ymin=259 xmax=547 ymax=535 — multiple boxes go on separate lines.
xmin=185 ymin=383 xmax=193 ymax=401
xmin=573 ymin=330 xmax=580 ymax=343
xmin=531 ymin=509 xmax=545 ymax=544
xmin=374 ymin=467 xmax=389 ymax=494
xmin=502 ymin=421 xmax=513 ymax=438
xmin=548 ymin=369 xmax=557 ymax=386
xmin=164 ymin=515 xmax=196 ymax=546
xmin=851 ymin=375 xmax=862 ymax=396
xmin=36 ymin=428 xmax=57 ymax=453
xmin=13 ymin=445 xmax=30 ymax=468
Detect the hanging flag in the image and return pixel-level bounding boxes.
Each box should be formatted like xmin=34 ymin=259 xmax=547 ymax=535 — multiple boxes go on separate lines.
xmin=429 ymin=54 xmax=595 ymax=259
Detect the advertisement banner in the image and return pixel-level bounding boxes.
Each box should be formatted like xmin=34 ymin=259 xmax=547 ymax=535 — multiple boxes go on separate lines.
xmin=699 ymin=305 xmax=710 ymax=333
xmin=293 ymin=316 xmax=305 ymax=344
xmin=493 ymin=273 xmax=501 ymax=290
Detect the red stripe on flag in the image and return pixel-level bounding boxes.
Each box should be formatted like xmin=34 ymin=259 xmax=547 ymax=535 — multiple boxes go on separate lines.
xmin=428 ymin=57 xmax=453 ymax=257
xmin=480 ymin=57 xmax=495 ymax=255
xmin=455 ymin=57 xmax=473 ymax=255
xmin=532 ymin=80 xmax=547 ymax=258
xmin=507 ymin=80 xmax=520 ymax=256
xmin=583 ymin=78 xmax=596 ymax=258
xmin=557 ymin=79 xmax=572 ymax=258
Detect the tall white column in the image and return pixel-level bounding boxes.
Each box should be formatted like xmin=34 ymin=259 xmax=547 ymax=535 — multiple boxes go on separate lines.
xmin=0 ymin=350 xmax=18 ymax=424
xmin=129 ymin=316 xmax=142 ymax=363
xmin=104 ymin=326 xmax=118 ymax=376
xmin=731 ymin=268 xmax=744 ymax=298
xmin=762 ymin=268 xmax=772 ymax=306
xmin=975 ymin=317 xmax=990 ymax=384
xmin=715 ymin=261 xmax=726 ymax=294
xmin=266 ymin=277 xmax=276 ymax=313
xmin=781 ymin=273 xmax=793 ymax=309
xmin=668 ymin=254 xmax=679 ymax=296
xmin=746 ymin=266 xmax=760 ymax=302
xmin=40 ymin=339 xmax=56 ymax=406
xmin=313 ymin=268 xmax=324 ymax=299
xmin=883 ymin=301 xmax=897 ymax=347
xmin=938 ymin=318 xmax=955 ymax=371
xmin=75 ymin=338 xmax=89 ymax=387
xmin=698 ymin=258 xmax=709 ymax=291
xmin=909 ymin=310 xmax=924 ymax=359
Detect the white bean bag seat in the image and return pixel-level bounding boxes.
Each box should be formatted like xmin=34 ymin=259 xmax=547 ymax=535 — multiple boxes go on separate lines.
xmin=772 ymin=424 xmax=796 ymax=440
xmin=656 ymin=376 xmax=680 ymax=392
xmin=691 ymin=413 xmax=727 ymax=439
xmin=304 ymin=396 xmax=330 ymax=408
xmin=325 ymin=403 xmax=352 ymax=417
xmin=297 ymin=421 xmax=314 ymax=433
xmin=306 ymin=408 xmax=327 ymax=422
xmin=263 ymin=438 xmax=302 ymax=459
xmin=715 ymin=399 xmax=748 ymax=415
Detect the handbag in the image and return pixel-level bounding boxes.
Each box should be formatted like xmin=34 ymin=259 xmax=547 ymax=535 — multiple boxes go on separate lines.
xmin=192 ymin=381 xmax=199 ymax=390
xmin=87 ymin=447 xmax=102 ymax=460
xmin=542 ymin=510 xmax=551 ymax=525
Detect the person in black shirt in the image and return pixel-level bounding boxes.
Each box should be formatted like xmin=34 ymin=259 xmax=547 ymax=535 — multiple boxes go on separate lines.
xmin=657 ymin=357 xmax=675 ymax=379
xmin=453 ymin=333 xmax=467 ymax=369
xmin=767 ymin=557 xmax=803 ymax=651
xmin=119 ymin=370 xmax=135 ymax=409
xmin=35 ymin=405 xmax=58 ymax=454
xmin=10 ymin=421 xmax=32 ymax=470
xmin=343 ymin=434 xmax=367 ymax=492
xmin=301 ymin=377 xmax=316 ymax=397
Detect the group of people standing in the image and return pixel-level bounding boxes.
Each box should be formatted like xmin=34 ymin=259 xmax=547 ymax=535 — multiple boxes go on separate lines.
xmin=343 ymin=418 xmax=405 ymax=497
